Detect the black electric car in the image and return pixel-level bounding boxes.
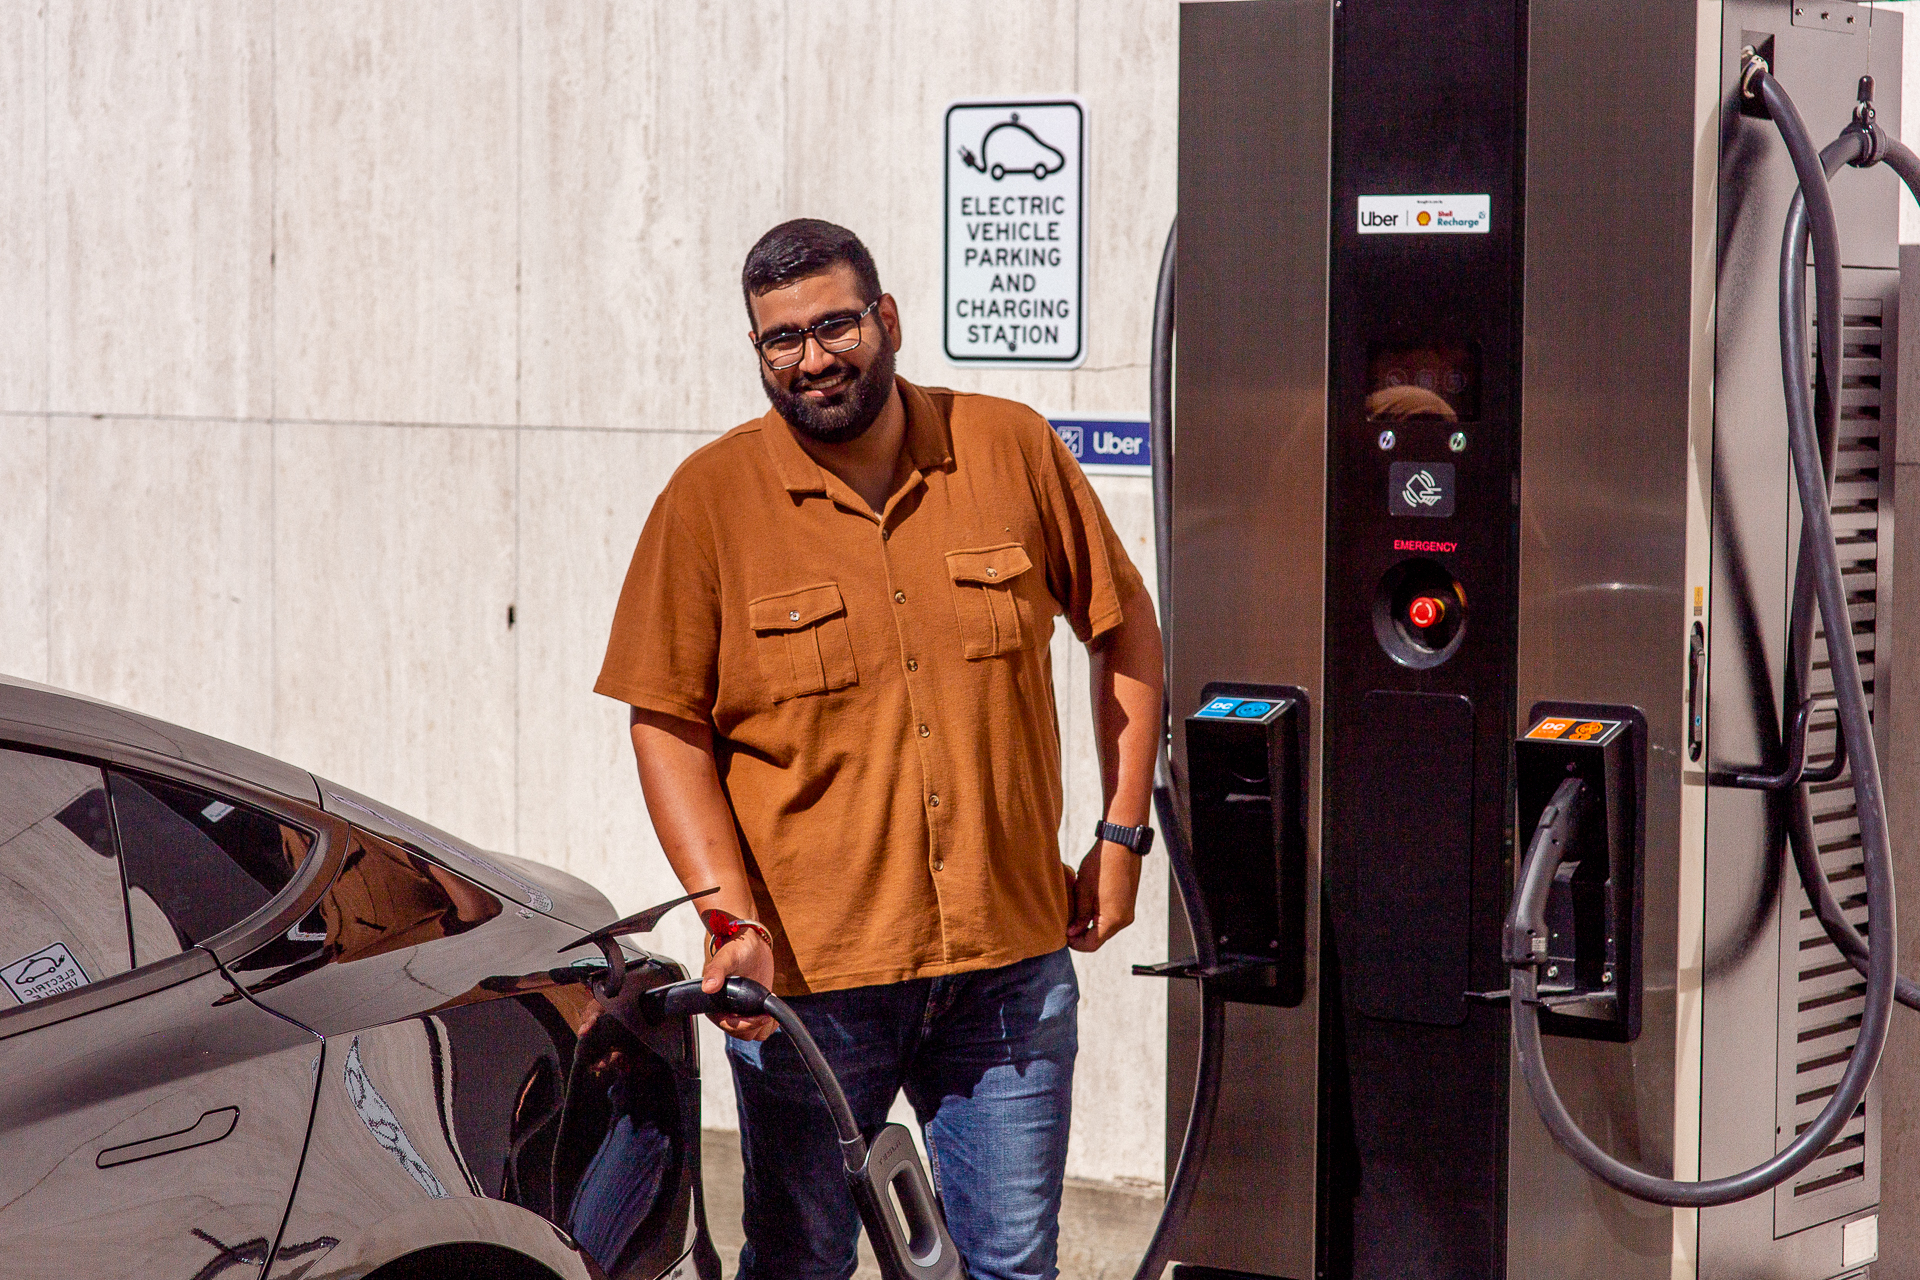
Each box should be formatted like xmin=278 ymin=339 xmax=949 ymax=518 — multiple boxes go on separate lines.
xmin=0 ymin=674 xmax=720 ymax=1280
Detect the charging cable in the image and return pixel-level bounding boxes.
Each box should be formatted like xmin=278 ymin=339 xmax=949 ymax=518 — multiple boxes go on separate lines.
xmin=1506 ymin=59 xmax=1899 ymax=1207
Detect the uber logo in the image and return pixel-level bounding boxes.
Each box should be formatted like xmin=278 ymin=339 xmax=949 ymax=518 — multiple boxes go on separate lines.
xmin=1049 ymin=417 xmax=1151 ymax=475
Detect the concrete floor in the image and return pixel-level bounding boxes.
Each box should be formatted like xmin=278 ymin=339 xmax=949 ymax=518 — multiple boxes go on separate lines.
xmin=699 ymin=1130 xmax=1165 ymax=1280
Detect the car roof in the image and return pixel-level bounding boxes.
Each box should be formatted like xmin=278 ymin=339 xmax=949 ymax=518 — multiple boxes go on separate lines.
xmin=0 ymin=674 xmax=612 ymax=929
xmin=0 ymin=672 xmax=320 ymax=803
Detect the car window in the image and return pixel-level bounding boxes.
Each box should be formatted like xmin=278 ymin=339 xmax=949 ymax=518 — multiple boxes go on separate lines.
xmin=111 ymin=772 xmax=313 ymax=966
xmin=0 ymin=748 xmax=132 ymax=1005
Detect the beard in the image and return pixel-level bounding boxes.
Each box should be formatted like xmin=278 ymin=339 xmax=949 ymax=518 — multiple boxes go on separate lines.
xmin=761 ymin=337 xmax=897 ymax=445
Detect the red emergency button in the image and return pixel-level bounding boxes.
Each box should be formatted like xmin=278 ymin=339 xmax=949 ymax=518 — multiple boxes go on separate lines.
xmin=1408 ymin=596 xmax=1447 ymax=629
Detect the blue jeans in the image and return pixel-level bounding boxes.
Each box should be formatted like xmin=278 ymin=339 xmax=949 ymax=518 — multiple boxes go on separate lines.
xmin=727 ymin=948 xmax=1079 ymax=1280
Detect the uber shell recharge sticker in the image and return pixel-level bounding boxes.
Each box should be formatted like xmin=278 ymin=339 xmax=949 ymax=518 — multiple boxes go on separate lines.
xmin=1357 ymin=194 xmax=1491 ymax=235
xmin=1 ymin=941 xmax=90 ymax=1004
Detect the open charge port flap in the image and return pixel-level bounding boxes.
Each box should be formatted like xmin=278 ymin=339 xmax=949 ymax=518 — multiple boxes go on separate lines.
xmin=1513 ymin=703 xmax=1647 ymax=1042
xmin=1180 ymin=683 xmax=1309 ymax=1006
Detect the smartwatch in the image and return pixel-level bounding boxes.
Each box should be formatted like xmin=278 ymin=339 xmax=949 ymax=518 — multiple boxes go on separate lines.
xmin=1096 ymin=820 xmax=1156 ymax=857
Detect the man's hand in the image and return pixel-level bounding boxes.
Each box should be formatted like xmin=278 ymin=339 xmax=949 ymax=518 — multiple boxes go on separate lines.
xmin=703 ymin=929 xmax=778 ymax=1040
xmin=1067 ymin=840 xmax=1142 ymax=952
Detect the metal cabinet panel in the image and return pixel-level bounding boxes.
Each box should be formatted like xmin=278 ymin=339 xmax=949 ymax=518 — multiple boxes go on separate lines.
xmin=1166 ymin=3 xmax=1332 ymax=1277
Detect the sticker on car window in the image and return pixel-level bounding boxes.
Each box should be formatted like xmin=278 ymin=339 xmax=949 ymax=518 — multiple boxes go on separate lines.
xmin=1 ymin=941 xmax=90 ymax=1005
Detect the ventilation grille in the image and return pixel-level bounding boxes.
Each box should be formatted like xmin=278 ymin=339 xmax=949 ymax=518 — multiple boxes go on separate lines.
xmin=1774 ymin=294 xmax=1885 ymax=1237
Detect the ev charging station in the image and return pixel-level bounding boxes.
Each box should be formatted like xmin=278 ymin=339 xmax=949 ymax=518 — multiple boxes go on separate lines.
xmin=1140 ymin=2 xmax=1914 ymax=1277
xmin=651 ymin=5 xmax=1920 ymax=1278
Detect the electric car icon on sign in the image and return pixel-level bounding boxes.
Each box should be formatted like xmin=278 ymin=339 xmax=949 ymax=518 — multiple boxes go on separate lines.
xmin=958 ymin=113 xmax=1066 ymax=181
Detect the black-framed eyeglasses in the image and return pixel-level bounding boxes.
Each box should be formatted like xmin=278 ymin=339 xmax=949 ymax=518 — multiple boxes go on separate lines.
xmin=754 ymin=299 xmax=880 ymax=370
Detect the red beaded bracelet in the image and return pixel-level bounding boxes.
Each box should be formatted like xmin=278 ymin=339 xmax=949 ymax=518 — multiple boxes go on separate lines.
xmin=701 ymin=907 xmax=774 ymax=956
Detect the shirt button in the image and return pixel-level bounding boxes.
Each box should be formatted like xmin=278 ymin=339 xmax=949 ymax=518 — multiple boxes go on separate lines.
xmin=928 ymin=794 xmax=940 ymax=808
xmin=918 ymin=724 xmax=930 ymax=737
xmin=986 ymin=566 xmax=997 ymax=578
xmin=906 ymin=659 xmax=918 ymax=671
xmin=933 ymin=859 xmax=944 ymax=871
xmin=894 ymin=590 xmax=906 ymax=604
xmin=788 ymin=610 xmax=800 ymax=621
xmin=882 ymin=529 xmax=891 ymax=541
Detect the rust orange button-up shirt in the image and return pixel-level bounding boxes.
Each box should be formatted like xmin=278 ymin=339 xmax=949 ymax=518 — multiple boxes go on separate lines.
xmin=595 ymin=379 xmax=1146 ymax=995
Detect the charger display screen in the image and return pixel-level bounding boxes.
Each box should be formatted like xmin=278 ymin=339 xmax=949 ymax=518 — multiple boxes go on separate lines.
xmin=1365 ymin=341 xmax=1480 ymax=422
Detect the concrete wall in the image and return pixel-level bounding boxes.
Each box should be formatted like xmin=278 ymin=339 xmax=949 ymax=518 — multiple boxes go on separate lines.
xmin=0 ymin=2 xmax=1177 ymax=1187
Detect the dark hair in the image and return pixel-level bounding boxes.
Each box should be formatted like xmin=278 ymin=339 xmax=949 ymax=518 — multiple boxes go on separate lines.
xmin=741 ymin=219 xmax=882 ymax=325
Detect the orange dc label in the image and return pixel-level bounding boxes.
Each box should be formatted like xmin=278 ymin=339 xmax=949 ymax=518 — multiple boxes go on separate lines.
xmin=1527 ymin=718 xmax=1574 ymax=740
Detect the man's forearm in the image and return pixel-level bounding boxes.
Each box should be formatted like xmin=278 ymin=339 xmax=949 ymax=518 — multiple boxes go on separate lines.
xmin=628 ymin=706 xmax=776 ymax=1036
xmin=628 ymin=706 xmax=759 ymax=921
xmin=1089 ymin=584 xmax=1165 ymax=828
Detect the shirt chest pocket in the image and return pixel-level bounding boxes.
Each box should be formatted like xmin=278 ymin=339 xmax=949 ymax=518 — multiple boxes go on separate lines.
xmin=945 ymin=543 xmax=1037 ymax=659
xmin=748 ymin=583 xmax=859 ymax=702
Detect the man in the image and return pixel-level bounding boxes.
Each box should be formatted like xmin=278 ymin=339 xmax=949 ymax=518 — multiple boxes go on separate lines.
xmin=595 ymin=218 xmax=1162 ymax=1280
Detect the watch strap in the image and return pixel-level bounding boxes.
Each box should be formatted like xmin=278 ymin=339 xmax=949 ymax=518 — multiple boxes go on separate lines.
xmin=1096 ymin=820 xmax=1155 ymax=857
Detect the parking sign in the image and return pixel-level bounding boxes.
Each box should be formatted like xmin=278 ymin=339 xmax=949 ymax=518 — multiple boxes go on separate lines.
xmin=944 ymin=98 xmax=1086 ymax=368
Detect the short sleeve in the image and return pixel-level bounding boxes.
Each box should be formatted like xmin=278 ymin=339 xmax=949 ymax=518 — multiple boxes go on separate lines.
xmin=594 ymin=487 xmax=722 ymax=723
xmin=1026 ymin=417 xmax=1149 ymax=644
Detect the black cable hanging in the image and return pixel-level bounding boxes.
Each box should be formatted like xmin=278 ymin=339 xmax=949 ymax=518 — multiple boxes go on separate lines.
xmin=1130 ymin=217 xmax=1231 ymax=1280
xmin=1506 ymin=58 xmax=1899 ymax=1207
xmin=1776 ymin=79 xmax=1920 ymax=1010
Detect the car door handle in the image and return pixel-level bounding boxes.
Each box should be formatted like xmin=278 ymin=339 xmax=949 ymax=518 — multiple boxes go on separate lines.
xmin=96 ymin=1106 xmax=239 ymax=1168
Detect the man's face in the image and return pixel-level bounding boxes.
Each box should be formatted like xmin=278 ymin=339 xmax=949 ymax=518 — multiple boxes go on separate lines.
xmin=750 ymin=265 xmax=902 ymax=445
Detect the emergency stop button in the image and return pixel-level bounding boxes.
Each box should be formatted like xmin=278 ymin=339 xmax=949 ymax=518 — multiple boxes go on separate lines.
xmin=1408 ymin=596 xmax=1447 ymax=629
xmin=1375 ymin=563 xmax=1464 ymax=667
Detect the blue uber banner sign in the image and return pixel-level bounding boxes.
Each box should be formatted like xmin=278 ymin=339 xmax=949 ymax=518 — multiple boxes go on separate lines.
xmin=1049 ymin=416 xmax=1151 ymax=477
